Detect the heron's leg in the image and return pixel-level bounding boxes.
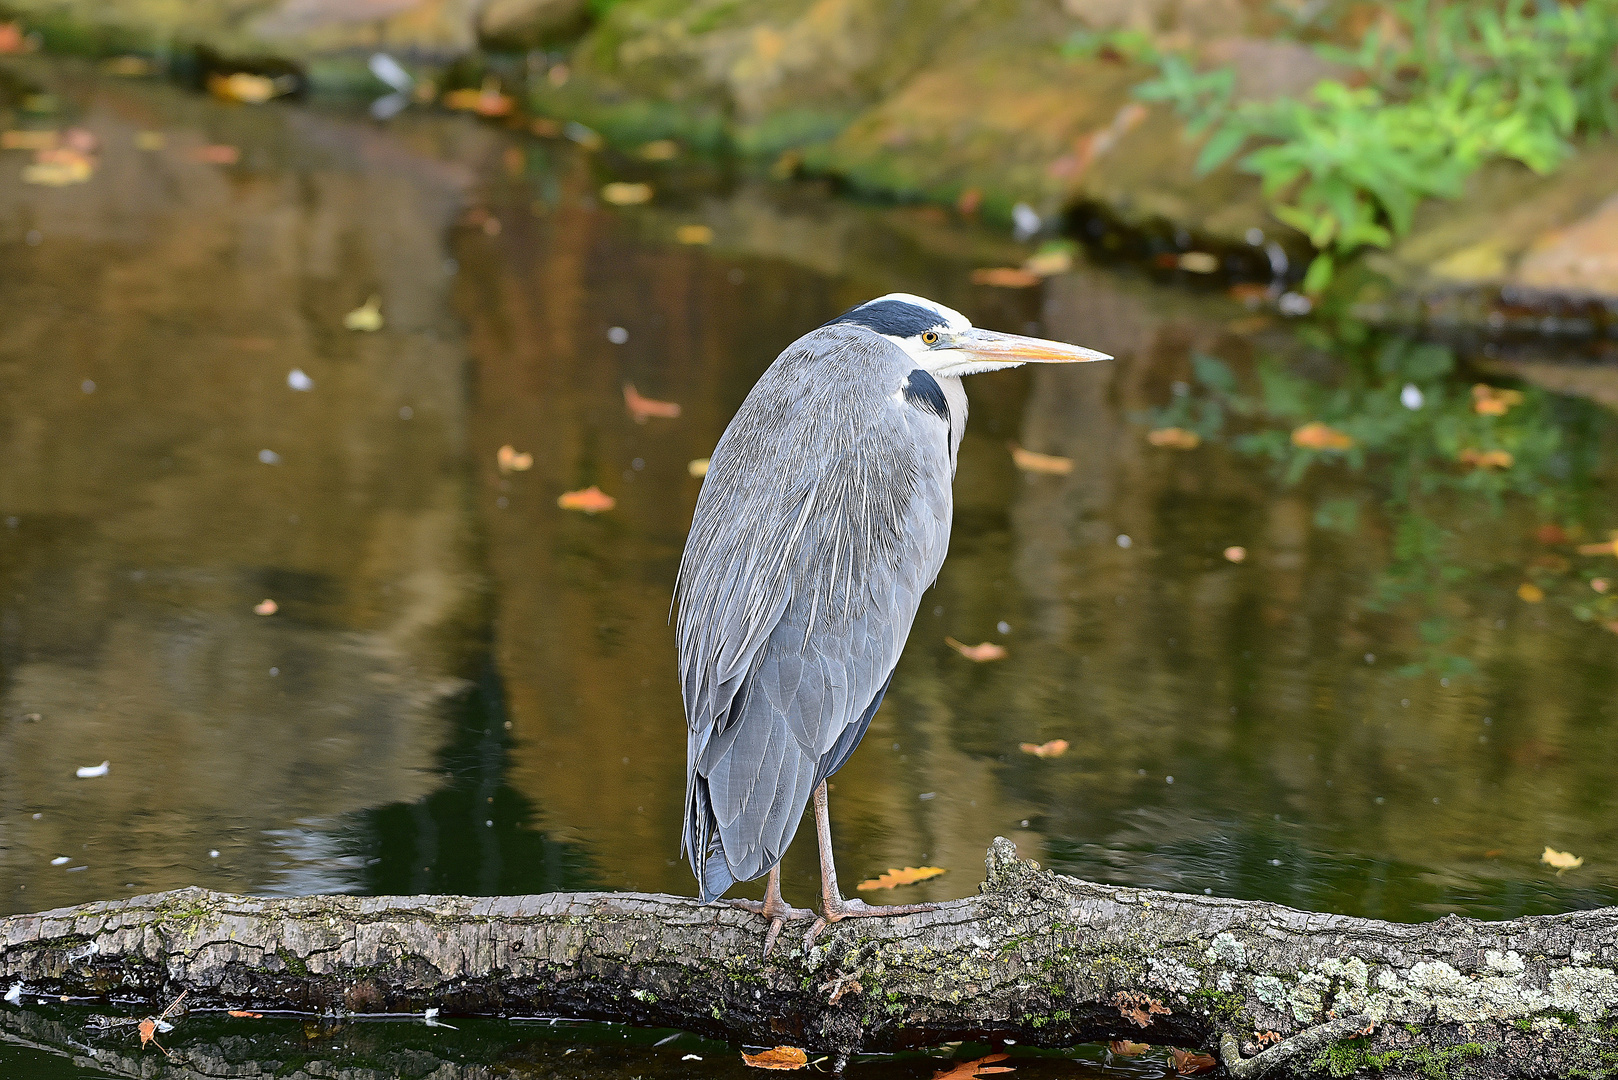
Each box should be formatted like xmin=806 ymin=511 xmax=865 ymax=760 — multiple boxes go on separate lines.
xmin=727 ymin=866 xmax=813 ymax=956
xmin=805 ymin=781 xmax=940 ymax=949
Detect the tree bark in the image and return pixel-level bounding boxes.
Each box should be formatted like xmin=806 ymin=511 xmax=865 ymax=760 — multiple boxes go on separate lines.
xmin=3 ymin=839 xmax=1617 ymax=1079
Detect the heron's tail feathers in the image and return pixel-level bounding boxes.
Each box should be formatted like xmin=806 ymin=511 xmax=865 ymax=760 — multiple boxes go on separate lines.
xmin=701 ymin=843 xmax=736 ymax=903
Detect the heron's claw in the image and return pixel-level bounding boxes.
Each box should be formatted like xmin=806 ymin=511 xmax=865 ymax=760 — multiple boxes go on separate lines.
xmin=728 ymin=896 xmax=814 ymax=957
xmin=802 ymin=897 xmax=943 ymax=950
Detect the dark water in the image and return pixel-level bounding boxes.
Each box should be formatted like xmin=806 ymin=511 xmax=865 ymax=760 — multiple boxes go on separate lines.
xmin=3 ymin=58 xmax=1618 ymax=1078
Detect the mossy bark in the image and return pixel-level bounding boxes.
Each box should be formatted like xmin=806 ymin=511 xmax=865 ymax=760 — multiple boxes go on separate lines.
xmin=4 ymin=840 xmax=1617 ymax=1079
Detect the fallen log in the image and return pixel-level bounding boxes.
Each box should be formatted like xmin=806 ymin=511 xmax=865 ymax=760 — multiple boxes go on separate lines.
xmin=2 ymin=838 xmax=1616 ymax=1079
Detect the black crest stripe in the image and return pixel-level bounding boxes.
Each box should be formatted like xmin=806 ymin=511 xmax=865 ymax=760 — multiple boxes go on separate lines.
xmin=903 ymin=369 xmax=949 ymax=424
xmin=825 ymin=300 xmax=940 ymax=337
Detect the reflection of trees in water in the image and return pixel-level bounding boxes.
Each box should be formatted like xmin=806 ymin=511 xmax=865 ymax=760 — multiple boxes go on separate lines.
xmin=338 ymin=662 xmax=599 ymax=898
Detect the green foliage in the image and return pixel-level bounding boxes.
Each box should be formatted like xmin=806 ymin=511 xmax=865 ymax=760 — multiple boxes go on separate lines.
xmin=1145 ymin=321 xmax=1618 ymax=674
xmin=1132 ymin=1 xmax=1618 ymax=290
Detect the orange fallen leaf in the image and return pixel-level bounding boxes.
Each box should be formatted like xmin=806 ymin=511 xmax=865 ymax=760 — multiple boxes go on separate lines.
xmin=1537 ymin=524 xmax=1569 ymax=545
xmin=1020 ymin=739 xmax=1069 ymax=758
xmin=931 ymin=1053 xmax=1014 ymax=1079
xmin=228 ymin=1010 xmax=263 ymax=1018
xmin=192 ymin=144 xmax=240 ymax=165
xmin=741 ymin=1046 xmax=809 ymax=1070
xmin=1458 ymin=447 xmax=1513 ymax=469
xmin=497 ymin=445 xmax=533 ymax=473
xmin=558 ymin=486 xmax=616 ymax=513
xmin=253 ymin=599 xmax=278 ymax=616
xmin=945 ymin=637 xmax=1007 ymax=662
xmin=1577 ymin=538 xmax=1618 ymax=556
xmin=1518 ymin=583 xmax=1544 ymax=603
xmin=138 ymin=1018 xmax=158 ymax=1048
xmin=1473 ymin=384 xmax=1524 ymax=416
xmin=1228 ymin=282 xmax=1271 ymax=304
xmin=1109 ymin=1040 xmax=1149 ymax=1056
xmin=675 ymin=224 xmax=713 ymax=245
xmin=1147 ymin=427 xmax=1200 ymax=449
xmin=624 ymin=383 xmax=681 ymax=422
xmin=1171 ymin=1048 xmax=1219 ymax=1075
xmin=1008 ymin=442 xmax=1072 ymax=474
xmin=956 ymin=188 xmax=983 ymax=215
xmin=971 ymin=267 xmax=1042 ymax=288
xmin=1290 ymin=422 xmax=1354 ymax=451
xmin=856 ymin=866 xmax=946 ymax=891
xmin=1593 ymin=578 xmax=1610 ymax=593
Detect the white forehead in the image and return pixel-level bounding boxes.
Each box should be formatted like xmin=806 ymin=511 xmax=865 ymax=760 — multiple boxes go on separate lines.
xmin=866 ymin=292 xmax=972 ymax=332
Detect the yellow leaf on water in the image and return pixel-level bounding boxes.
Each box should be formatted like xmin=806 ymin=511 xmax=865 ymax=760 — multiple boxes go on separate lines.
xmin=638 ymin=139 xmax=679 ymax=161
xmin=1177 ymin=251 xmax=1219 ymax=274
xmin=1147 ymin=427 xmax=1200 ymax=449
xmin=945 ymin=637 xmax=1007 ymax=662
xmin=344 ymin=295 xmax=383 ymax=332
xmin=601 ymin=181 xmax=653 ymax=205
xmin=1473 ymin=384 xmax=1524 ymax=416
xmin=1518 ymin=583 xmax=1544 ymax=603
xmin=1458 ymin=447 xmax=1513 ymax=470
xmin=1542 ymin=847 xmax=1583 ymax=873
xmin=1022 ymin=249 xmax=1073 ymax=276
xmin=1291 ymin=422 xmax=1354 ymax=451
xmin=135 ymin=130 xmax=165 ymax=150
xmin=856 ymin=866 xmax=946 ymax=891
xmin=496 ymin=445 xmax=533 ymax=473
xmin=675 ymin=224 xmax=713 ymax=245
xmin=1109 ymin=1040 xmax=1149 ymax=1056
xmin=1020 ymin=739 xmax=1069 ymax=758
xmin=741 ymin=1046 xmax=808 ymax=1070
xmin=558 ymin=486 xmax=616 ymax=513
xmin=688 ymin=458 xmax=710 ymax=477
xmin=1008 ymin=442 xmax=1072 ymax=474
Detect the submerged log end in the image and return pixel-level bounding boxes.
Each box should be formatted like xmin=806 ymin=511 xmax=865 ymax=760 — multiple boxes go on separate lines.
xmin=3 ymin=841 xmax=1617 ymax=1078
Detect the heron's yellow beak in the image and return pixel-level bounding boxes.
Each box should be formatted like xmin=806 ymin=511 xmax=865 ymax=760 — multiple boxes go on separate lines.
xmin=935 ymin=327 xmax=1112 ymax=377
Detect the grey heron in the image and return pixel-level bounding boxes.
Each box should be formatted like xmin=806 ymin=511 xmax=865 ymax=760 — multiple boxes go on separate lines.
xmin=676 ymin=292 xmax=1110 ymax=952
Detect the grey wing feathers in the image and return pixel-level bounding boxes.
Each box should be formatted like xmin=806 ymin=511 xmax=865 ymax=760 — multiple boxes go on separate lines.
xmin=676 ymin=326 xmax=952 ymax=900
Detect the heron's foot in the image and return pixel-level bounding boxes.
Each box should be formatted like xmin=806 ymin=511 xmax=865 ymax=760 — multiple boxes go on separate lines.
xmin=803 ymin=897 xmax=942 ymax=949
xmin=728 ymin=896 xmax=815 ymax=957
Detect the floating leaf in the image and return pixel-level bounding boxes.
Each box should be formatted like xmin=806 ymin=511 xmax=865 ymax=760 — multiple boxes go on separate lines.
xmin=971 ymin=267 xmax=1041 ymax=288
xmin=601 ymin=182 xmax=653 ymax=206
xmin=1147 ymin=427 xmax=1201 ymax=449
xmin=1472 ymin=384 xmax=1524 ymax=416
xmin=1020 ymin=739 xmax=1069 ymax=758
xmin=192 ymin=144 xmax=240 ymax=165
xmin=1109 ymin=1040 xmax=1149 ymax=1056
xmin=945 ymin=637 xmax=1007 ymax=662
xmin=1517 ymin=583 xmax=1544 ymax=603
xmin=228 ymin=1010 xmax=263 ymax=1018
xmin=675 ymin=224 xmax=713 ymax=245
xmin=558 ymin=486 xmax=616 ymax=514
xmin=1592 ymin=578 xmax=1610 ymax=594
xmin=1171 ymin=1049 xmax=1219 ymax=1075
xmin=931 ymin=1053 xmax=1013 ymax=1079
xmin=1290 ymin=422 xmax=1354 ymax=451
xmin=254 ymin=599 xmax=278 ymax=616
xmin=23 ymin=148 xmax=92 ymax=185
xmin=857 ymin=866 xmax=946 ymax=891
xmin=688 ymin=458 xmax=711 ymax=477
xmin=1458 ymin=447 xmax=1513 ymax=469
xmin=344 ymin=296 xmax=383 ymax=332
xmin=497 ymin=445 xmax=533 ymax=473
xmin=207 ymin=71 xmax=291 ymax=104
xmin=75 ymin=761 xmax=109 ymax=778
xmin=1008 ymin=442 xmax=1072 ymax=474
xmin=639 ymin=139 xmax=679 ymax=161
xmin=1176 ymin=252 xmax=1219 ymax=273
xmin=1223 ymin=546 xmax=1247 ymax=563
xmin=1023 ymin=249 xmax=1072 ymax=276
xmin=1542 ymin=847 xmax=1583 ymax=873
xmin=741 ymin=1046 xmax=808 ymax=1070
xmin=624 ymin=383 xmax=681 ymax=422
xmin=1577 ymin=538 xmax=1618 ymax=557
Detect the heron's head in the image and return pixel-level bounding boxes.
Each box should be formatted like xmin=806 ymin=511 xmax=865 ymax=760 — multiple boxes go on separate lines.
xmin=827 ymin=292 xmax=1111 ymax=378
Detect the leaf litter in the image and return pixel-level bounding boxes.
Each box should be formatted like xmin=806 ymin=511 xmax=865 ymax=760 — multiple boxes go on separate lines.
xmin=497 ymin=445 xmax=533 ymax=473
xmin=1020 ymin=739 xmax=1069 ymax=758
xmin=558 ymin=486 xmax=616 ymax=513
xmin=930 ymin=1052 xmax=1013 ymax=1078
xmin=1008 ymin=442 xmax=1072 ymax=474
xmin=741 ymin=1046 xmax=808 ymax=1070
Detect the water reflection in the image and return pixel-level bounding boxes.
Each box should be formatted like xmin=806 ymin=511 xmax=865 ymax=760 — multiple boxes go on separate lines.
xmin=2 ymin=57 xmax=1617 ymax=972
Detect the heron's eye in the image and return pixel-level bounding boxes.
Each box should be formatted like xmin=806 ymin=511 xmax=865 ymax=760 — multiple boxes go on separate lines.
xmin=921 ymin=330 xmax=939 ymax=346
